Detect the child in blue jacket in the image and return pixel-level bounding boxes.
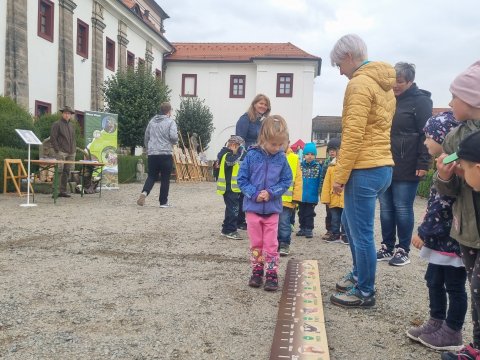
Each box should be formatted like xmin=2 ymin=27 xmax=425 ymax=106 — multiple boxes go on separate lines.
xmin=237 ymin=115 xmax=292 ymax=292
xmin=296 ymin=142 xmax=322 ymax=238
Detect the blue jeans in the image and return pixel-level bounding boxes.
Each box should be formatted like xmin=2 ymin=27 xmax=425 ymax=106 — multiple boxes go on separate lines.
xmin=379 ymin=180 xmax=419 ymax=253
xmin=330 ymin=207 xmax=343 ymax=235
xmin=278 ymin=206 xmax=294 ymax=245
xmin=222 ymin=191 xmax=240 ymax=234
xmin=343 ymin=167 xmax=392 ymax=295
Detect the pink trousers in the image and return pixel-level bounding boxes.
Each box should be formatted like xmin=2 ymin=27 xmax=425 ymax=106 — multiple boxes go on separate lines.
xmin=246 ymin=212 xmax=279 ymax=273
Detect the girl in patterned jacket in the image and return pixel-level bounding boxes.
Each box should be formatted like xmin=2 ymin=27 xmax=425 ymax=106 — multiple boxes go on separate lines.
xmin=407 ymin=112 xmax=466 ymax=352
xmin=237 ymin=115 xmax=292 ymax=292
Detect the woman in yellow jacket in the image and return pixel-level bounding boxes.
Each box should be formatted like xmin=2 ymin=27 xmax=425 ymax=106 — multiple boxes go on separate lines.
xmin=320 ymin=158 xmax=347 ymax=245
xmin=328 ymin=34 xmax=396 ymax=309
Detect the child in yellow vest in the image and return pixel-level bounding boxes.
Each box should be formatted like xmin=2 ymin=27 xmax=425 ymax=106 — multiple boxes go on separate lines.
xmin=216 ymin=135 xmax=246 ymax=240
xmin=320 ymin=157 xmax=348 ymax=244
xmin=278 ymin=144 xmax=303 ymax=256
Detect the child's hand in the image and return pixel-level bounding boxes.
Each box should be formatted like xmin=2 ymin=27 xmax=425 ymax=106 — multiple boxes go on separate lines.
xmin=437 ymin=154 xmax=456 ymax=181
xmin=411 ymin=234 xmax=424 ymax=250
xmin=257 ymin=190 xmax=269 ymax=202
xmin=262 ymin=190 xmax=270 ymax=202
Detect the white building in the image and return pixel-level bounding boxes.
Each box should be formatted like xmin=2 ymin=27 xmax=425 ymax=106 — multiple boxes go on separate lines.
xmin=1 ymin=0 xmax=172 ymax=127
xmin=164 ymin=43 xmax=321 ymax=159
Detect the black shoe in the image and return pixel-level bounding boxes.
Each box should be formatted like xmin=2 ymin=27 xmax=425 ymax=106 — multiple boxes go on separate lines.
xmin=279 ymin=243 xmax=290 ymax=257
xmin=305 ymin=230 xmax=313 ymax=238
xmin=58 ymin=192 xmax=71 ymax=198
xmin=296 ymin=229 xmax=306 ymax=236
xmin=264 ymin=272 xmax=278 ymax=291
xmin=248 ymin=268 xmax=263 ymax=288
xmin=238 ymin=223 xmax=247 ymax=230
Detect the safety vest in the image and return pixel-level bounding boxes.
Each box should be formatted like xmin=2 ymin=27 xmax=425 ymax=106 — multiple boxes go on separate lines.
xmin=216 ymin=153 xmax=240 ymax=194
xmin=282 ymin=152 xmax=298 ymax=202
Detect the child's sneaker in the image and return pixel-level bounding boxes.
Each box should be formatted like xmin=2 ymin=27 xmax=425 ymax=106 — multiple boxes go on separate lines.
xmin=279 ymin=243 xmax=290 ymax=257
xmin=248 ymin=268 xmax=263 ymax=288
xmin=305 ymin=230 xmax=313 ymax=238
xmin=225 ymin=231 xmax=242 ymax=240
xmin=322 ymin=231 xmax=332 ymax=240
xmin=341 ymin=234 xmax=349 ymax=245
xmin=441 ymin=344 xmax=480 ymax=360
xmin=376 ymin=244 xmax=394 ymax=261
xmin=406 ymin=318 xmax=443 ymax=342
xmin=296 ymin=229 xmax=306 ymax=236
xmin=264 ymin=271 xmax=278 ymax=291
xmin=418 ymin=323 xmax=463 ymax=351
xmin=237 ymin=223 xmax=247 ymax=230
xmin=389 ymin=247 xmax=411 ymax=266
xmin=325 ymin=234 xmax=343 ymax=244
xmin=330 ymin=287 xmax=375 ymax=308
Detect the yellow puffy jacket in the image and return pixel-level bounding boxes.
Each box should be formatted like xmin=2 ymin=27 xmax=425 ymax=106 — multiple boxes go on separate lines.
xmin=335 ymin=61 xmax=396 ymax=185
xmin=320 ymin=160 xmax=344 ymax=209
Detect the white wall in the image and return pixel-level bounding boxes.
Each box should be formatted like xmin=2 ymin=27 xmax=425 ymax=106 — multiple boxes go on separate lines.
xmin=165 ymin=60 xmax=318 ymax=159
xmin=0 ymin=0 xmax=6 ymax=96
xmin=27 ymin=0 xmax=59 ymax=113
xmin=73 ymin=0 xmax=93 ymax=113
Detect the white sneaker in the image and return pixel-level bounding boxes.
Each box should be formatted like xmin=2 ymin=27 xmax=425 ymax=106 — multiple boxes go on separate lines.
xmin=159 ymin=203 xmax=172 ymax=208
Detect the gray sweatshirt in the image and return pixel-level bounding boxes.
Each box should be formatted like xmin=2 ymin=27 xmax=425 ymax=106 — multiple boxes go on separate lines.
xmin=144 ymin=115 xmax=178 ymax=155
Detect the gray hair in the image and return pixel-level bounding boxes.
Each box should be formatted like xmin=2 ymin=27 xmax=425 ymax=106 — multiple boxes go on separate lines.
xmin=330 ymin=34 xmax=368 ymax=66
xmin=394 ymin=62 xmax=416 ymax=82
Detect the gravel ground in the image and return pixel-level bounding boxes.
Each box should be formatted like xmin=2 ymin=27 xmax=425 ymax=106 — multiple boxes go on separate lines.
xmin=0 ymin=181 xmax=471 ymax=359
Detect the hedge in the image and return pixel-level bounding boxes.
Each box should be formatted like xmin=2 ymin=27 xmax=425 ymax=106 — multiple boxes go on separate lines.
xmin=417 ymin=169 xmax=434 ymax=198
xmin=118 ymin=154 xmax=147 ymax=184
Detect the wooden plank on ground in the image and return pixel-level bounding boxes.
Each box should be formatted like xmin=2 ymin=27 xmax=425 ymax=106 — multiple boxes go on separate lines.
xmin=270 ymin=259 xmax=330 ymax=360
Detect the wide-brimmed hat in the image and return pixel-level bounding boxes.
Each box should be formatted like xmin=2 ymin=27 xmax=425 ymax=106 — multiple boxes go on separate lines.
xmin=59 ymin=105 xmax=74 ymax=113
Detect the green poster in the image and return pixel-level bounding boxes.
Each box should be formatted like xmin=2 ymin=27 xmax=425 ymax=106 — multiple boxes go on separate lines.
xmin=84 ymin=111 xmax=119 ymax=189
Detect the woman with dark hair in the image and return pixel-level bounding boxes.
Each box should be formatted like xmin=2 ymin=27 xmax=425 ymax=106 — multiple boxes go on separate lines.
xmin=235 ymin=94 xmax=272 ymax=229
xmin=328 ymin=34 xmax=396 ymax=308
xmin=376 ymin=62 xmax=433 ymax=267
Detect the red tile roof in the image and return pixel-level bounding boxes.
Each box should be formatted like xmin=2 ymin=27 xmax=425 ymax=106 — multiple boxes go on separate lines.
xmin=167 ymin=42 xmax=321 ymax=62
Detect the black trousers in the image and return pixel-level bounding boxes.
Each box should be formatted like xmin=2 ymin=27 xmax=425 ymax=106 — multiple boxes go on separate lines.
xmin=237 ymin=193 xmax=246 ymax=226
xmin=325 ymin=204 xmax=332 ymax=231
xmin=142 ymin=154 xmax=173 ymax=205
xmin=223 ymin=191 xmax=240 ymax=233
xmin=298 ymin=202 xmax=317 ymax=231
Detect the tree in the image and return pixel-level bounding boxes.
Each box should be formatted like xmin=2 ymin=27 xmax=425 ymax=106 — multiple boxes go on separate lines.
xmin=0 ymin=96 xmax=34 ymax=148
xmin=103 ymin=66 xmax=170 ymax=153
xmin=175 ymin=97 xmax=214 ymax=150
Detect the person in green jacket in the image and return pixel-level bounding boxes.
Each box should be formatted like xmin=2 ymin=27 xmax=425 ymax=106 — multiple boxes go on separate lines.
xmin=434 ymin=60 xmax=480 ymax=360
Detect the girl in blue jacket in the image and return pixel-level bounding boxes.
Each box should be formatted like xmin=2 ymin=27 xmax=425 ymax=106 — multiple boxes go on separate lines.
xmin=237 ymin=115 xmax=292 ymax=292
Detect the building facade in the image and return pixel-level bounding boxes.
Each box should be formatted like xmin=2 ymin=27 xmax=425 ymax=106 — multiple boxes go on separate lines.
xmin=164 ymin=43 xmax=321 ymax=158
xmin=1 ymin=0 xmax=172 ymax=126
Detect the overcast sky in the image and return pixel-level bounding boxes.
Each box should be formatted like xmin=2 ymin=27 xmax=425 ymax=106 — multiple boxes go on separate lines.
xmin=157 ymin=0 xmax=480 ymax=116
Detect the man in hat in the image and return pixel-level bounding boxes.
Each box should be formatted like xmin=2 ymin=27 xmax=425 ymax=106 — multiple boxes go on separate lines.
xmin=50 ymin=106 xmax=76 ymax=197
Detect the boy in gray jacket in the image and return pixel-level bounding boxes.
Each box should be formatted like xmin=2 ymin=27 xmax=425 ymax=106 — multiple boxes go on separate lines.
xmin=137 ymin=102 xmax=178 ymax=207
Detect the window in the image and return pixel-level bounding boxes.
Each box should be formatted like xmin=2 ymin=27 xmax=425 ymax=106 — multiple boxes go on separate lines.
xmin=105 ymin=37 xmax=115 ymax=71
xmin=35 ymin=101 xmax=51 ymax=117
xmin=155 ymin=69 xmax=162 ymax=80
xmin=182 ymin=74 xmax=197 ymax=97
xmin=127 ymin=51 xmax=135 ymax=68
xmin=77 ymin=19 xmax=89 ymax=58
xmin=277 ymin=73 xmax=293 ymax=97
xmin=230 ymin=75 xmax=246 ymax=98
xmin=38 ymin=0 xmax=54 ymax=42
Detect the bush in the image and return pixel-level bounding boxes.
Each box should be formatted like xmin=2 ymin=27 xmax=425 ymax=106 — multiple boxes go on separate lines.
xmin=417 ymin=169 xmax=434 ymax=198
xmin=175 ymin=97 xmax=214 ymax=150
xmin=118 ymin=154 xmax=147 ymax=184
xmin=0 ymin=146 xmax=39 ymax=193
xmin=0 ymin=96 xmax=35 ymax=148
xmin=103 ymin=67 xmax=170 ymax=153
